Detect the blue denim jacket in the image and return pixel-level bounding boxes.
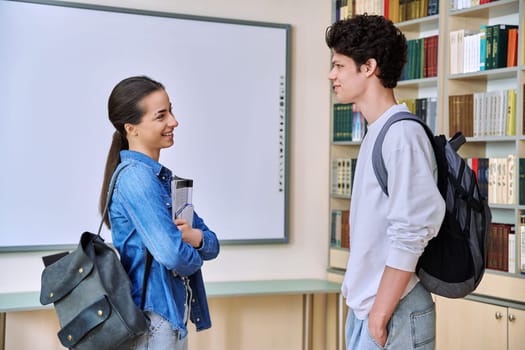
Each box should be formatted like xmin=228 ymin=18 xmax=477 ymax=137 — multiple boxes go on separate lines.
xmin=108 ymin=150 xmax=220 ymax=338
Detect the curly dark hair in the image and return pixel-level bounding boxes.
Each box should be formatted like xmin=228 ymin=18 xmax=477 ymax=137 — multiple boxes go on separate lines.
xmin=325 ymin=14 xmax=407 ymax=88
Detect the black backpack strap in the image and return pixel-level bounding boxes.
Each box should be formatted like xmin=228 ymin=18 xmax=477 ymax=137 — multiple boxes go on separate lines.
xmin=141 ymin=250 xmax=153 ymax=309
xmin=449 ymin=131 xmax=466 ymax=152
xmin=372 ymin=112 xmax=436 ymax=196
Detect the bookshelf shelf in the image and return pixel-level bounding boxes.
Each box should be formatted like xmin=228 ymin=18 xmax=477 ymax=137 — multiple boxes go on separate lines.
xmin=449 ymin=0 xmax=519 ymax=19
xmin=398 ymin=76 xmax=439 ymax=87
xmin=448 ymin=67 xmax=519 ymax=81
xmin=396 ymin=14 xmax=439 ymax=32
xmin=467 ymin=136 xmax=518 ymax=143
xmin=330 ymin=194 xmax=351 ymax=200
xmin=331 ymin=141 xmax=361 ymax=146
xmin=490 ymin=203 xmax=520 ymax=210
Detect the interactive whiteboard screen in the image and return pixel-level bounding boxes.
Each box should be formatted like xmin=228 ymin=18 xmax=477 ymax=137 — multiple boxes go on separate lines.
xmin=0 ymin=0 xmax=290 ymax=250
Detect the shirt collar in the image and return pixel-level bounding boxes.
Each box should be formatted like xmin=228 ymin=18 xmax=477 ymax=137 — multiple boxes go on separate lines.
xmin=120 ymin=150 xmax=172 ymax=179
xmin=368 ymin=103 xmax=410 ymax=133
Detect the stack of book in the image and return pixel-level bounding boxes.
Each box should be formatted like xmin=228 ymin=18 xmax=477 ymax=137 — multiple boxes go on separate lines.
xmin=468 ymin=155 xmax=516 ymax=205
xmin=449 ymin=89 xmax=516 ymax=137
xmin=333 ymin=103 xmax=367 ymax=142
xmin=171 ymin=176 xmax=194 ymax=226
xmin=487 ymin=223 xmax=515 ymax=273
xmin=399 ymin=97 xmax=438 ymax=134
xmin=449 ymin=24 xmax=518 ymax=74
xmin=332 ymin=158 xmax=357 ymax=197
xmin=400 ymin=35 xmax=438 ymax=81
xmin=330 ymin=209 xmax=350 ymax=250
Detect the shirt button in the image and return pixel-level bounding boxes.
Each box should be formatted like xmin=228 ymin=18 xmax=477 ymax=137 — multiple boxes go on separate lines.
xmin=196 ymin=318 xmax=200 ymax=322
xmin=192 ymin=298 xmax=196 ymax=303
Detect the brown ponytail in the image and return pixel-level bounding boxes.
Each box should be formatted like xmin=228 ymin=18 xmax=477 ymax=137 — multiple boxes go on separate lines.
xmin=99 ymin=131 xmax=127 ymax=227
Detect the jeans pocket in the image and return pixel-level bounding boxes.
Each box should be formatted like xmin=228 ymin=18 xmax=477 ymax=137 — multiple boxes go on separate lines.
xmin=410 ymin=304 xmax=436 ymax=348
xmin=366 ymin=326 xmax=386 ymax=350
xmin=366 ymin=318 xmax=392 ymax=350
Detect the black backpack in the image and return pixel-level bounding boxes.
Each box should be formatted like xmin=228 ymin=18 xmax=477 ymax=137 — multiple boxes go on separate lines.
xmin=372 ymin=112 xmax=492 ymax=298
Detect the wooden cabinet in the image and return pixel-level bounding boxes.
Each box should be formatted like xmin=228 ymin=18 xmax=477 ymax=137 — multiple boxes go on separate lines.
xmin=507 ymin=307 xmax=525 ymax=350
xmin=436 ymin=296 xmax=525 ymax=350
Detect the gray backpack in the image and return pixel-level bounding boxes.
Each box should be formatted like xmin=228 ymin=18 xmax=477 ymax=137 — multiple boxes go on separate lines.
xmin=372 ymin=112 xmax=492 ymax=298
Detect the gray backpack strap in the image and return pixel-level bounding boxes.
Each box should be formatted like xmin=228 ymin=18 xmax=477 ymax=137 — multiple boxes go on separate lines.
xmin=372 ymin=112 xmax=432 ymax=196
xmin=97 ymin=163 xmax=129 ymax=235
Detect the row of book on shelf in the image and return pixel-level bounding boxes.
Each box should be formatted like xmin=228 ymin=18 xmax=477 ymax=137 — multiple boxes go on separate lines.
xmin=448 ymin=89 xmax=517 ymax=138
xmin=335 ymin=0 xmax=439 ymax=23
xmin=332 ymin=158 xmax=357 ymax=197
xmin=333 ymin=154 xmax=523 ymax=205
xmin=454 ymin=220 xmax=522 ymax=274
xmin=449 ymin=24 xmax=519 ymax=75
xmin=399 ymin=97 xmax=438 ymax=134
xmin=333 ymin=103 xmax=367 ymax=142
xmin=330 ymin=211 xmax=525 ymax=276
xmin=331 ymin=209 xmax=350 ymax=250
xmin=400 ymin=35 xmax=438 ymax=81
xmin=333 ymin=98 xmax=438 ymax=143
xmin=488 ymin=223 xmax=514 ymax=273
xmin=471 ymin=156 xmax=516 ymax=206
xmin=451 ymin=0 xmax=503 ymax=12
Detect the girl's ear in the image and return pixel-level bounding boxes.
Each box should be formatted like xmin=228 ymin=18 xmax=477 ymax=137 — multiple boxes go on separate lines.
xmin=124 ymin=123 xmax=137 ymax=137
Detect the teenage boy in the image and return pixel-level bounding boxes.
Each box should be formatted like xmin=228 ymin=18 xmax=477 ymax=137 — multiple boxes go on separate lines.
xmin=326 ymin=15 xmax=445 ymax=350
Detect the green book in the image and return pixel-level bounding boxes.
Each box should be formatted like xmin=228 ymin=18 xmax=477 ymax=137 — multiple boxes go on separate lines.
xmin=333 ymin=103 xmax=352 ymax=141
xmin=485 ymin=24 xmax=493 ymax=70
xmin=519 ymin=158 xmax=525 ymax=205
xmin=492 ymin=24 xmax=519 ymax=69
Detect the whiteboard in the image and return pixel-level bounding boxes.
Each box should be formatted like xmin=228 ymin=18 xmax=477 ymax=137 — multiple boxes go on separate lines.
xmin=0 ymin=0 xmax=290 ymax=250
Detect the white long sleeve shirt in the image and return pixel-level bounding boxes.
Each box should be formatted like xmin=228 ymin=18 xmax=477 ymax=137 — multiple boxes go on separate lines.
xmin=342 ymin=104 xmax=446 ymax=319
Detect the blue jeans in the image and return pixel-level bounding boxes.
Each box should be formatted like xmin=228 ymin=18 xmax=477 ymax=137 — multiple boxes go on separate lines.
xmin=119 ymin=312 xmax=188 ymax=350
xmin=345 ymin=282 xmax=435 ymax=350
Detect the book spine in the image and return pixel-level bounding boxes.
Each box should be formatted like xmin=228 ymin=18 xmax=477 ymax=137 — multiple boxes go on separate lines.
xmin=485 ymin=25 xmax=493 ymax=70
xmin=340 ymin=209 xmax=350 ymax=250
xmin=506 ymin=28 xmax=518 ymax=67
xmin=487 ymin=223 xmax=498 ymax=270
xmin=520 ymin=213 xmax=525 ymax=275
xmin=506 ymin=89 xmax=516 ymax=136
xmin=479 ymin=25 xmax=487 ymax=71
xmin=507 ymin=154 xmax=516 ymax=205
xmin=520 ymin=158 xmax=525 ymax=205
xmin=509 ymin=226 xmax=516 ymax=274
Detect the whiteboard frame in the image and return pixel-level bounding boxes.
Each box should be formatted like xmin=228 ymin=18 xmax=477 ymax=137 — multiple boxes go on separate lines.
xmin=0 ymin=0 xmax=291 ymax=251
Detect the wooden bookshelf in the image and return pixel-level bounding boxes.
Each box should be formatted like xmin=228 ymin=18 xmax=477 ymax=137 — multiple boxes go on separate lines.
xmin=328 ymin=1 xmax=525 ymax=348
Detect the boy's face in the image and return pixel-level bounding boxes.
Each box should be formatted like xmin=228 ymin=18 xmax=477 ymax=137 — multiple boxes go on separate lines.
xmin=328 ymin=52 xmax=367 ymax=104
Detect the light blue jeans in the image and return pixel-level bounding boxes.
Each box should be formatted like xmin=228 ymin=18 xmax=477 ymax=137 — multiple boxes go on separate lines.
xmin=346 ymin=282 xmax=435 ymax=350
xmin=119 ymin=311 xmax=188 ymax=350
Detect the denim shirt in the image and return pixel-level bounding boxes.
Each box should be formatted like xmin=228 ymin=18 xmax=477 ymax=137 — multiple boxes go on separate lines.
xmin=108 ymin=150 xmax=220 ymax=338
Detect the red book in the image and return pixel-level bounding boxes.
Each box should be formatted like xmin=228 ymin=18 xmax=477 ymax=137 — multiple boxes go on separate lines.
xmin=507 ymin=28 xmax=518 ymax=67
xmin=423 ymin=36 xmax=429 ymax=77
xmin=430 ymin=36 xmax=438 ymax=77
xmin=471 ymin=158 xmax=479 ymax=181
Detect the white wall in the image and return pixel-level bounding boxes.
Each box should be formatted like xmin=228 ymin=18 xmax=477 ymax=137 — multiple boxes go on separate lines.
xmin=0 ymin=0 xmax=332 ymax=293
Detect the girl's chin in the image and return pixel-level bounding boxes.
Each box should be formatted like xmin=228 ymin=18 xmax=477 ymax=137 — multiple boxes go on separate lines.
xmin=162 ymin=139 xmax=174 ymax=148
